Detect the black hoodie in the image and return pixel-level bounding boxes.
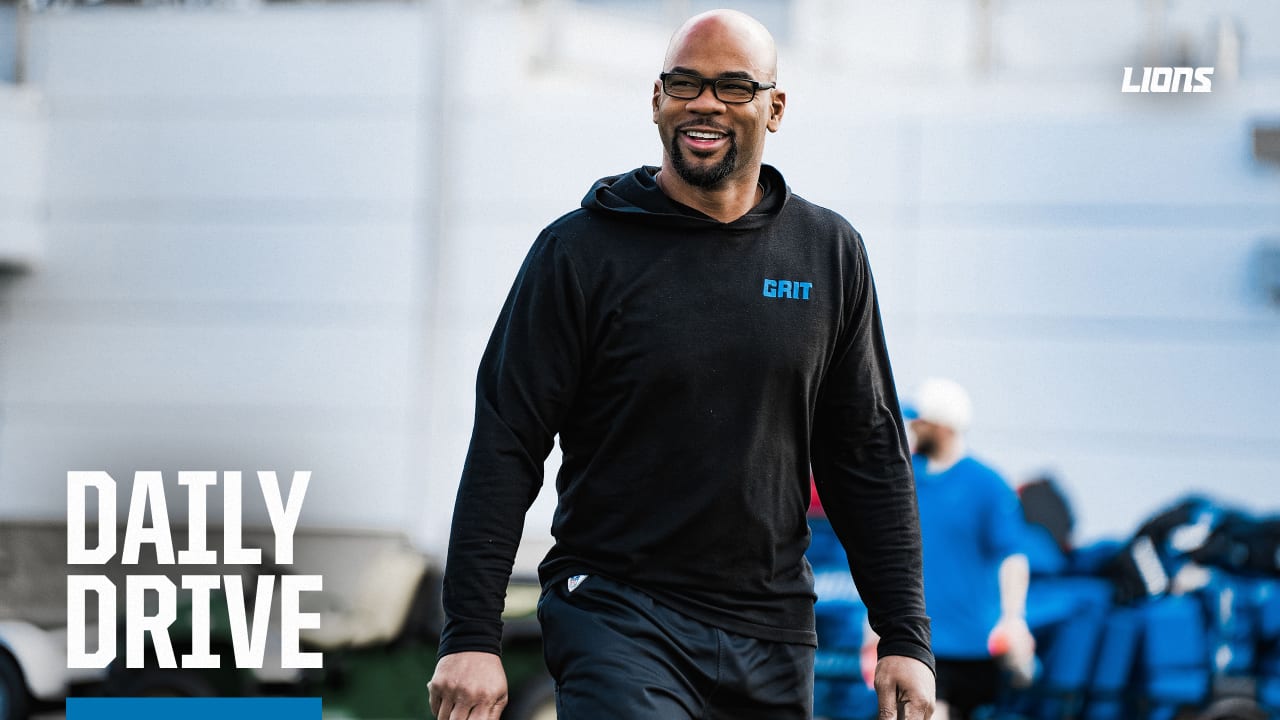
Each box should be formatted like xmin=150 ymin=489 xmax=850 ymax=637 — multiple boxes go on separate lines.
xmin=440 ymin=165 xmax=933 ymax=671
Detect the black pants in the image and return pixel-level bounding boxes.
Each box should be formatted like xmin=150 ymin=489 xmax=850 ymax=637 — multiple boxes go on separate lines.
xmin=935 ymin=658 xmax=1000 ymax=720
xmin=538 ymin=573 xmax=814 ymax=720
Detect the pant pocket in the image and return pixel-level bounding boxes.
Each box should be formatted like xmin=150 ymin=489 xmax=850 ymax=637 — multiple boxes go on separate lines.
xmin=537 ymin=583 xmax=566 ymax=678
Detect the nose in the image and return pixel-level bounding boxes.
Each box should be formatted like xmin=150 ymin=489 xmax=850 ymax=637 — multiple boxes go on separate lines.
xmin=685 ymin=83 xmax=726 ymax=113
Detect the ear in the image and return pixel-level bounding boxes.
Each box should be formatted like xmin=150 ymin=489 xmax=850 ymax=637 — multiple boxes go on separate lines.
xmin=652 ymin=79 xmax=663 ymax=123
xmin=766 ymin=89 xmax=786 ymax=132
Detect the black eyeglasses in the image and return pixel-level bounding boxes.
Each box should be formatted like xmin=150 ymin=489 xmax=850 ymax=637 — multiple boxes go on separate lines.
xmin=659 ymin=72 xmax=775 ymax=104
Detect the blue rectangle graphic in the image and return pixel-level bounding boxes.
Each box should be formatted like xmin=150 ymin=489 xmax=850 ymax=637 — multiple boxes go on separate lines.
xmin=67 ymin=697 xmax=322 ymax=720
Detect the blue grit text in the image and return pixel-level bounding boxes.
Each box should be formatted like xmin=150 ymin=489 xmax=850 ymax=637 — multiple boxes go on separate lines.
xmin=762 ymin=278 xmax=813 ymax=300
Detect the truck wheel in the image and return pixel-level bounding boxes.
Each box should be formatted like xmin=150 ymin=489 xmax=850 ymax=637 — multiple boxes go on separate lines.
xmin=1196 ymin=697 xmax=1267 ymax=720
xmin=0 ymin=651 xmax=30 ymax=720
xmin=505 ymin=673 xmax=555 ymax=720
xmin=114 ymin=668 xmax=217 ymax=698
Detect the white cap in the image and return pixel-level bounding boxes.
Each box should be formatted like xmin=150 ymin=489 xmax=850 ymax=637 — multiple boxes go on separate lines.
xmin=912 ymin=377 xmax=973 ymax=432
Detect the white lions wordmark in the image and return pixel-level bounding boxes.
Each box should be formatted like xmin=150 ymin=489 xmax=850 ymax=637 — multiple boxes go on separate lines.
xmin=1122 ymin=66 xmax=1214 ymax=93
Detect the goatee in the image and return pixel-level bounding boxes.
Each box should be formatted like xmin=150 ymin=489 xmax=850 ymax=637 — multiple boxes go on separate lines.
xmin=670 ymin=135 xmax=738 ymax=188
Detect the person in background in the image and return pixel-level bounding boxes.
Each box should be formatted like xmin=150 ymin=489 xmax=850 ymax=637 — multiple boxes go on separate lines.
xmin=910 ymin=377 xmax=1034 ymax=720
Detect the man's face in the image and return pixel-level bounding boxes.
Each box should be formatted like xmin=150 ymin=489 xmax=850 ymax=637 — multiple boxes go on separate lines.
xmin=910 ymin=419 xmax=949 ymax=458
xmin=652 ymin=24 xmax=785 ymax=189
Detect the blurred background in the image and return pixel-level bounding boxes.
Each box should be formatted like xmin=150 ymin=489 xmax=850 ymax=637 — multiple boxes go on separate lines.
xmin=3 ymin=0 xmax=1277 ymax=564
xmin=0 ymin=0 xmax=1277 ymax=717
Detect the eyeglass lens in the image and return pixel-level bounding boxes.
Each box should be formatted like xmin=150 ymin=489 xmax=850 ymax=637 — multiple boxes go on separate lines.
xmin=663 ymin=74 xmax=759 ymax=103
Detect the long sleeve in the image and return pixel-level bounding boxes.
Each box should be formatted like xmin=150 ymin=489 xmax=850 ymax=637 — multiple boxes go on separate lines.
xmin=437 ymin=230 xmax=586 ymax=657
xmin=809 ymin=233 xmax=934 ymax=673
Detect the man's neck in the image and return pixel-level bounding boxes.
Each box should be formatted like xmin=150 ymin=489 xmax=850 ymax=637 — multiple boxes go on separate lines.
xmin=654 ymin=166 xmax=763 ymax=224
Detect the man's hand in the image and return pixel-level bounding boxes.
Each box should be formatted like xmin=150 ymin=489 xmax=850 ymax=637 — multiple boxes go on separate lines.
xmin=988 ymin=614 xmax=1037 ymax=687
xmin=873 ymin=654 xmax=935 ymax=720
xmin=428 ymin=651 xmax=509 ymax=720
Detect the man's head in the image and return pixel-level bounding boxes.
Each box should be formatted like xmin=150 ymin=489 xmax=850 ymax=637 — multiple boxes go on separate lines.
xmin=652 ymin=9 xmax=785 ymax=190
xmin=909 ymin=378 xmax=972 ymax=459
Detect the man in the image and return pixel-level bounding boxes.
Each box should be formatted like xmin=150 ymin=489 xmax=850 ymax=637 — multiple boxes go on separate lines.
xmin=429 ymin=9 xmax=935 ymax=720
xmin=909 ymin=377 xmax=1034 ymax=720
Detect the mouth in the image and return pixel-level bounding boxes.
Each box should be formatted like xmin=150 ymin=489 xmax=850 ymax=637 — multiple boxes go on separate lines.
xmin=679 ymin=127 xmax=731 ymax=153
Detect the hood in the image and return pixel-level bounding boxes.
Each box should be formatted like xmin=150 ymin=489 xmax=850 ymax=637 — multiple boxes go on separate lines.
xmin=581 ymin=165 xmax=790 ymax=231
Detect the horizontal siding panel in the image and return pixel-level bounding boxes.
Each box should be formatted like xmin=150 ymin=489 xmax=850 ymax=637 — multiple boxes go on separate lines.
xmin=995 ymin=2 xmax=1144 ymax=75
xmin=0 ymin=322 xmax=414 ymax=410
xmin=11 ymin=222 xmax=420 ymax=307
xmin=27 ymin=7 xmax=429 ymax=99
xmin=0 ymin=91 xmax=48 ymax=203
xmin=908 ymin=334 xmax=1280 ymax=445
xmin=437 ymin=219 xmax=542 ymax=314
xmin=47 ymin=114 xmax=422 ymax=203
xmin=919 ymin=119 xmax=1274 ymax=208
xmin=845 ymin=216 xmax=919 ymax=321
xmin=0 ymin=217 xmax=46 ymax=270
xmin=0 ymin=414 xmax=414 ymax=528
xmin=0 ymin=89 xmax=49 ymax=269
xmin=915 ymin=227 xmax=1276 ymax=322
xmin=770 ymin=119 xmax=916 ymax=208
xmin=450 ymin=95 xmax=653 ymax=216
xmin=426 ymin=320 xmax=491 ymax=424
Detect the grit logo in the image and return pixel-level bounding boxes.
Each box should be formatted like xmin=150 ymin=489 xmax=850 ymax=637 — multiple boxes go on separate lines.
xmin=1122 ymin=66 xmax=1214 ymax=93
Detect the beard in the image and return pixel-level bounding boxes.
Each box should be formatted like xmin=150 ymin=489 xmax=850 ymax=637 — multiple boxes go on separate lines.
xmin=914 ymin=435 xmax=938 ymax=458
xmin=669 ymin=133 xmax=738 ymax=188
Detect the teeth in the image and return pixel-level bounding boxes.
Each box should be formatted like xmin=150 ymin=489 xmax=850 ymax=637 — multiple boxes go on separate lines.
xmin=685 ymin=130 xmax=724 ymax=140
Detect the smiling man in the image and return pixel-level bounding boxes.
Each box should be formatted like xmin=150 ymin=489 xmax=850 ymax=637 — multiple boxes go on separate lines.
xmin=428 ymin=9 xmax=935 ymax=720
xmin=653 ymin=10 xmax=781 ymax=220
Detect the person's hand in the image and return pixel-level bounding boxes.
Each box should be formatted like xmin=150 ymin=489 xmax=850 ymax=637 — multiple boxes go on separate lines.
xmin=428 ymin=651 xmax=509 ymax=719
xmin=873 ymin=654 xmax=935 ymax=719
xmin=988 ymin=615 xmax=1037 ymax=686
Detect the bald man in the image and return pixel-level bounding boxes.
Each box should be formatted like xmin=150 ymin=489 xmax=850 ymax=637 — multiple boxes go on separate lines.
xmin=429 ymin=10 xmax=935 ymax=720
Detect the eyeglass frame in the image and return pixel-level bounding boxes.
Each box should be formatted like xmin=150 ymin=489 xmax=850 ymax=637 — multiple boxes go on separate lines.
xmin=658 ymin=72 xmax=777 ymax=104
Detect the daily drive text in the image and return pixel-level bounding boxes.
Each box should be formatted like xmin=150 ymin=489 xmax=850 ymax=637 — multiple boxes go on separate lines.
xmin=66 ymin=470 xmax=323 ymax=670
